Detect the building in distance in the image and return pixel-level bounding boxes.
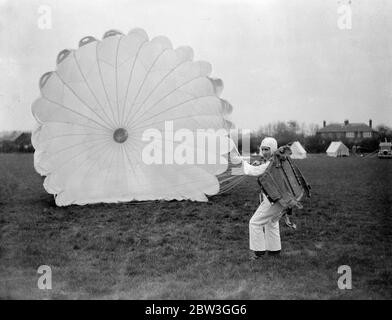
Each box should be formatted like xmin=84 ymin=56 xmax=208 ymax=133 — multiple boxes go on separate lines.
xmin=316 ymin=119 xmax=377 ymax=143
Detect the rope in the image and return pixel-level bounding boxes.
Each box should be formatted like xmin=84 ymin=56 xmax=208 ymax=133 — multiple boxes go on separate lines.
xmin=352 ymin=150 xmax=378 ymax=159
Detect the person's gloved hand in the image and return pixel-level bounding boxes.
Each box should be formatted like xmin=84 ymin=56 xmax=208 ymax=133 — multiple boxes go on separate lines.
xmin=275 ymin=145 xmax=292 ymax=160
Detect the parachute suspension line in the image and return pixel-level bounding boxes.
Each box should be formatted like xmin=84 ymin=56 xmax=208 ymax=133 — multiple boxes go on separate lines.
xmin=47 ymin=138 xmax=112 ymax=176
xmin=363 ymin=150 xmax=378 ymax=159
xmin=122 ymin=143 xmax=139 ymax=184
xmin=124 ymin=58 xmax=193 ymax=128
xmin=72 ymin=51 xmax=118 ymax=129
xmin=218 ymin=175 xmax=238 ymax=184
xmin=41 ymin=94 xmax=113 ymax=134
xmin=41 ymin=121 xmax=111 ymax=132
xmin=129 ymin=112 xmax=217 ymax=133
xmin=78 ymin=140 xmax=113 ymax=184
xmin=123 ymin=48 xmax=171 ymax=128
xmin=122 ymin=140 xmax=144 ymax=186
xmin=103 ymin=143 xmax=117 ymax=187
xmin=216 ymin=120 xmax=250 ymax=195
xmin=218 ymin=178 xmax=237 ymax=193
xmin=115 ymin=35 xmax=122 ymax=126
xmin=120 ymin=144 xmax=131 ymax=193
xmin=53 ymin=70 xmax=116 ymax=131
xmin=127 ymin=95 xmax=217 ymax=131
xmin=126 ymin=75 xmax=206 ymax=129
xmin=43 ymin=136 xmax=112 ymax=163
xmin=224 ymin=177 xmax=247 ymax=193
xmin=120 ymin=39 xmax=149 ymax=127
xmin=218 ymin=175 xmax=247 ymax=195
xmin=352 ymin=150 xmax=378 ymax=159
xmin=37 ymin=132 xmax=110 ymax=145
xmin=96 ymin=41 xmax=119 ymax=128
xmin=63 ymin=141 xmax=112 ymax=185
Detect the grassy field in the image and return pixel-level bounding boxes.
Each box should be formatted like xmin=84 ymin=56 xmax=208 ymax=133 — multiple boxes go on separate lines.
xmin=0 ymin=153 xmax=391 ymax=299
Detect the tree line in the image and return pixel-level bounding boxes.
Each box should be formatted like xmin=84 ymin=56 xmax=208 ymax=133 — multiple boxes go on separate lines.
xmin=237 ymin=121 xmax=392 ymax=154
xmin=1 ymin=122 xmax=391 ymax=154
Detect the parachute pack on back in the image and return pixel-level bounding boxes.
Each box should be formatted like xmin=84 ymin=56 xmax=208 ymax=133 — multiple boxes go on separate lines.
xmin=257 ymin=146 xmax=311 ymax=210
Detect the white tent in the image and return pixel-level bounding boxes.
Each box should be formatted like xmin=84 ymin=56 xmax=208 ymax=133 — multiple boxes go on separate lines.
xmin=290 ymin=141 xmax=307 ymax=159
xmin=326 ymin=141 xmax=349 ymax=157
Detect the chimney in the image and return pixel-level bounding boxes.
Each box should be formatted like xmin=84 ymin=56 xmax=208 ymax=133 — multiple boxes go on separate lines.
xmin=323 ymin=120 xmax=326 ymax=128
xmin=344 ymin=119 xmax=349 ymax=126
xmin=369 ymin=119 xmax=372 ymax=128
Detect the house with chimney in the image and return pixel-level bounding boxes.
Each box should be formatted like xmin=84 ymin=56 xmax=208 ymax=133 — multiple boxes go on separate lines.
xmin=316 ymin=119 xmax=377 ymax=143
xmin=0 ymin=131 xmax=33 ymax=152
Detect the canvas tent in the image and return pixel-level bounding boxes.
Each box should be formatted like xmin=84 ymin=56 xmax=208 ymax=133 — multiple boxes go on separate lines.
xmin=326 ymin=141 xmax=349 ymax=157
xmin=290 ymin=141 xmax=307 ymax=159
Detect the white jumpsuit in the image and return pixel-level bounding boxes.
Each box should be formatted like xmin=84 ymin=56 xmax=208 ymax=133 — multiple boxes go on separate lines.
xmin=243 ymin=161 xmax=283 ymax=252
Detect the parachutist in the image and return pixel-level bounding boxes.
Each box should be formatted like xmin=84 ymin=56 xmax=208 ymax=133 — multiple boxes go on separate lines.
xmin=242 ymin=137 xmax=282 ymax=259
xmin=242 ymin=137 xmax=310 ymax=260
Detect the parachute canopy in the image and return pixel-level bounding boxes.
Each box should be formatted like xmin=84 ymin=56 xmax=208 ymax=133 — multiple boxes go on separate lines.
xmin=32 ymin=28 xmax=235 ymax=206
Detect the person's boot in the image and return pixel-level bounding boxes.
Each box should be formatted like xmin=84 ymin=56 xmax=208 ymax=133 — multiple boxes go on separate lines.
xmin=250 ymin=250 xmax=266 ymax=260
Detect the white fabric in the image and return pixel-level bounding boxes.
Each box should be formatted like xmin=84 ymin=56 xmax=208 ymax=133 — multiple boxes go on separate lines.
xmin=31 ymin=28 xmax=233 ymax=206
xmin=242 ymin=159 xmax=282 ymax=251
xmin=242 ymin=160 xmax=270 ymax=176
xmin=290 ymin=141 xmax=307 ymax=159
xmin=326 ymin=141 xmax=349 ymax=157
xmin=249 ymin=198 xmax=283 ymax=251
xmin=260 ymin=137 xmax=278 ymax=153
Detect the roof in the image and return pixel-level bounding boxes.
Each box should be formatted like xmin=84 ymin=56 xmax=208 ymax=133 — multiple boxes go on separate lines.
xmin=0 ymin=131 xmax=31 ymax=143
xmin=318 ymin=123 xmax=374 ymax=133
xmin=0 ymin=131 xmax=23 ymax=142
xmin=379 ymin=142 xmax=391 ymax=147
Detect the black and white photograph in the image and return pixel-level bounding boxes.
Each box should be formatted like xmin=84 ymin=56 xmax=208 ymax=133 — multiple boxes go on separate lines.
xmin=0 ymin=0 xmax=391 ymax=303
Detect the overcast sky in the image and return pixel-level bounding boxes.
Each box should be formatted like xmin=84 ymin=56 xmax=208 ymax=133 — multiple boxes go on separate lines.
xmin=0 ymin=0 xmax=391 ymax=131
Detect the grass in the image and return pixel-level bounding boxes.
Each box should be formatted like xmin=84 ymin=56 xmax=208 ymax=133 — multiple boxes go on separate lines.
xmin=0 ymin=153 xmax=391 ymax=299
